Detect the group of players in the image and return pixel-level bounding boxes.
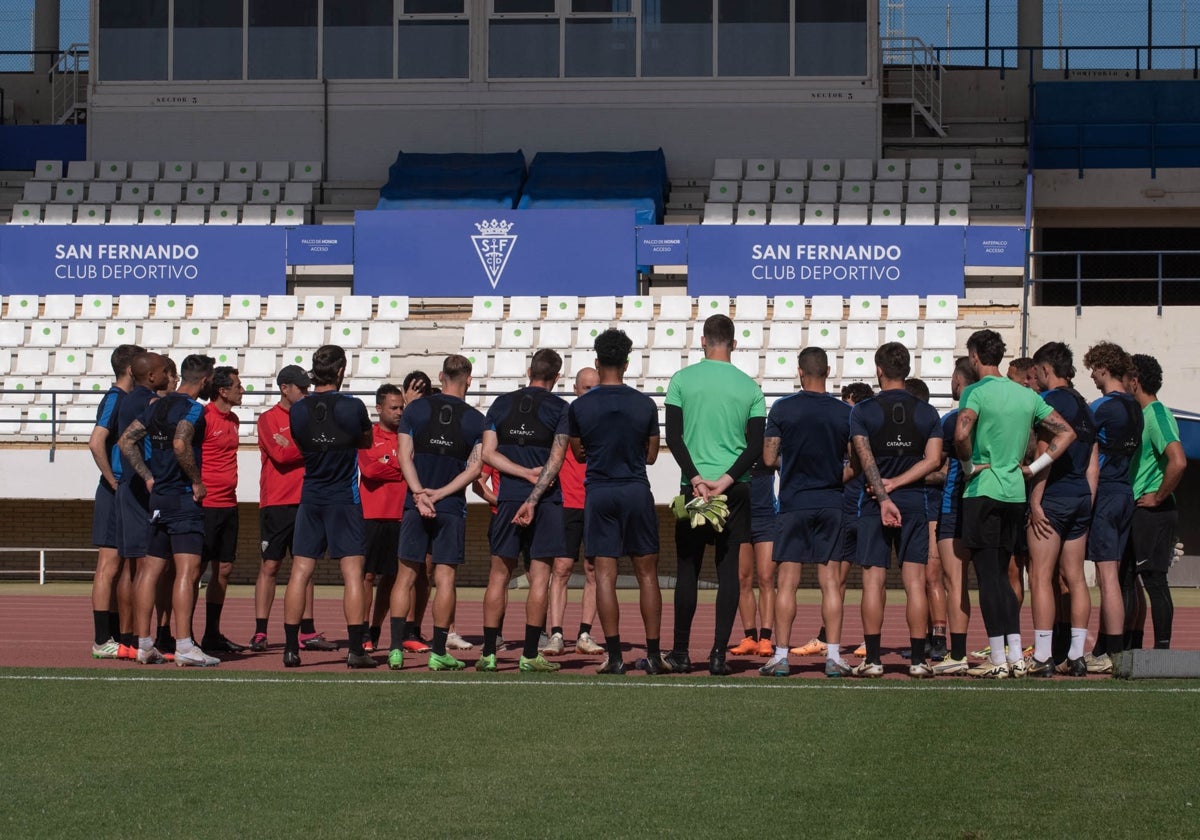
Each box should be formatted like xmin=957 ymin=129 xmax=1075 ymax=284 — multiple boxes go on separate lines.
xmin=86 ymin=312 xmax=1185 ymax=678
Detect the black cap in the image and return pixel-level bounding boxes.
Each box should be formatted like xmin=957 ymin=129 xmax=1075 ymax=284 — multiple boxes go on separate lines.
xmin=276 ymin=365 xmax=311 ymax=389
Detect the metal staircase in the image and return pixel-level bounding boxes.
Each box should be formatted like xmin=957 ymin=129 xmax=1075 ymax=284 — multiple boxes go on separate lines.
xmin=881 ymin=37 xmax=945 ymax=138
xmin=50 ymin=44 xmax=88 ymax=125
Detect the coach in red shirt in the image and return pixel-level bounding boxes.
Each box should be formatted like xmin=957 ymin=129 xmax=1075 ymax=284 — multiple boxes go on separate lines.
xmin=359 ymin=383 xmax=408 ymax=651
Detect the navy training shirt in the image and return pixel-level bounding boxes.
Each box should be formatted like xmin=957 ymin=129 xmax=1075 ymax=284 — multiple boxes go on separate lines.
xmin=95 ymin=386 xmax=125 ymax=487
xmin=1041 ymin=387 xmax=1097 ymax=499
xmin=940 ymin=409 xmax=965 ymax=522
xmin=117 ymin=385 xmax=156 ymax=486
xmin=765 ymin=390 xmax=851 ymax=512
xmin=140 ymin=392 xmax=205 ymax=497
xmin=485 ymin=386 xmax=569 ymax=505
xmin=1091 ymin=391 xmax=1142 ymax=487
xmin=290 ymin=391 xmax=372 ymax=506
xmin=567 ymin=384 xmax=658 ymax=486
xmin=849 ymin=389 xmax=943 ymax=514
xmin=400 ymin=393 xmax=486 ymax=517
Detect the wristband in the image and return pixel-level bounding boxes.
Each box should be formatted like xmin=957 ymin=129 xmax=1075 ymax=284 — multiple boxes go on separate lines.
xmin=1028 ymin=453 xmax=1053 ymax=476
xmin=959 ymin=459 xmax=976 ymax=478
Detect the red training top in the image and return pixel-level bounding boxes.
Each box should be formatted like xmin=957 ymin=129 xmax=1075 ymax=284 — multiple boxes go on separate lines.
xmin=359 ymin=423 xmax=407 ymax=520
xmin=257 ymin=402 xmax=305 ymax=508
xmin=481 ymin=463 xmax=500 ymax=515
xmin=559 ymin=445 xmax=586 ymax=510
xmin=201 ymin=402 xmax=240 ymax=508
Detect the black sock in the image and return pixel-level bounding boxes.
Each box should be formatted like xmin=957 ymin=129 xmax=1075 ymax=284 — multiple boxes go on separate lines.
xmin=911 ymin=637 xmax=927 ymax=665
xmin=1052 ymin=622 xmax=1070 ymax=663
xmin=284 ymin=623 xmax=300 ymax=653
xmin=389 ymin=617 xmax=407 ymax=651
xmin=432 ymin=626 xmax=449 ymax=656
xmin=348 ymin=624 xmax=365 ymax=655
xmin=865 ymin=634 xmax=882 ymax=665
xmin=483 ymin=626 xmax=500 ymax=657
xmin=122 ymin=632 xmax=137 ymax=648
xmin=817 ymin=626 xmax=827 ymax=643
xmin=93 ymin=611 xmax=110 ymax=646
xmin=760 ymin=628 xmax=772 ymax=641
xmin=300 ymin=617 xmax=316 ymax=635
xmin=369 ymin=625 xmax=381 ymax=646
xmin=950 ymin=632 xmax=967 ymax=660
xmin=1154 ymin=640 xmax=1171 ymax=650
xmin=578 ymin=622 xmax=592 ymax=637
xmin=522 ymin=625 xmax=542 ymax=660
xmin=205 ymin=601 xmax=223 ymax=639
xmin=107 ymin=611 xmax=121 ymax=640
xmin=255 ymin=618 xmax=268 ymax=635
xmin=743 ymin=627 xmax=758 ymax=641
xmin=1129 ymin=630 xmax=1144 ymax=650
xmin=550 ymin=626 xmax=563 ymax=638
xmin=932 ymin=633 xmax=946 ymax=648
xmin=646 ymin=638 xmax=661 ymax=660
xmin=157 ymin=630 xmax=175 ymax=653
xmin=606 ymin=634 xmax=622 ymax=662
xmin=1102 ymin=633 xmax=1124 ymax=656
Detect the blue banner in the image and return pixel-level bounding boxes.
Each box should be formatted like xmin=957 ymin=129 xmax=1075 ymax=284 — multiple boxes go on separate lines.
xmin=686 ymin=226 xmax=965 ymax=296
xmin=636 ymin=225 xmax=688 ymax=264
xmin=286 ymin=225 xmax=354 ymax=265
xmin=354 ymin=209 xmax=636 ymax=296
xmin=964 ymin=225 xmax=1026 ymax=268
xmin=0 ymin=225 xmax=286 ymax=294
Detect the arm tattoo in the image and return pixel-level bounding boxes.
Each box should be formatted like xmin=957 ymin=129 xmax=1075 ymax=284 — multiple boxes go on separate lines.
xmin=118 ymin=421 xmax=153 ymax=485
xmin=527 ymin=434 xmax=568 ymax=507
xmin=852 ymin=435 xmax=889 ymax=503
xmin=467 ymin=444 xmax=482 ymax=469
xmin=173 ymin=420 xmax=202 ymax=484
xmin=762 ymin=437 xmax=781 ymax=469
xmin=1038 ymin=415 xmax=1070 ymax=436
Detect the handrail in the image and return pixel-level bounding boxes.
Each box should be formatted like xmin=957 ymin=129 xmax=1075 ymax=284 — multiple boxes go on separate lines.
xmin=0 ymin=546 xmax=95 ymax=584
xmin=922 ymin=44 xmax=1200 ymax=79
xmin=49 ymin=43 xmax=89 ymax=126
xmin=1026 ymin=248 xmax=1200 ymax=316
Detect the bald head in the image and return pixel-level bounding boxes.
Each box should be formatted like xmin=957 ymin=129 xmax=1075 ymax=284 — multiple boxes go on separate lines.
xmin=574 ymin=367 xmax=599 ymax=396
xmin=130 ymin=352 xmax=168 ymax=390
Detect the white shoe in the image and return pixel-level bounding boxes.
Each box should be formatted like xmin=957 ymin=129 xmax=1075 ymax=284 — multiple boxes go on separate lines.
xmin=972 ymin=662 xmax=1010 ymax=679
xmin=446 ymin=632 xmax=474 ymax=651
xmin=575 ymin=632 xmax=604 ymax=655
xmin=175 ymin=646 xmax=220 ymax=667
xmin=851 ymin=660 xmax=884 ymax=678
xmin=908 ymin=661 xmax=934 ymax=679
xmin=136 ymin=646 xmax=166 ymax=665
xmin=540 ymin=632 xmax=565 ymax=655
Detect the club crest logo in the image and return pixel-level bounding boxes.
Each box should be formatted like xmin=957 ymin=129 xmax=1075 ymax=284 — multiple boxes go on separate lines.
xmin=471 ymin=219 xmax=517 ymax=290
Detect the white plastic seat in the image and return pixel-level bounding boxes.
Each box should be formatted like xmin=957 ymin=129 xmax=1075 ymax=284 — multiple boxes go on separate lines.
xmin=462 ymin=322 xmax=496 ymax=348
xmin=63 ymin=405 xmax=99 ymax=436
xmin=836 ymin=205 xmax=868 ymax=225
xmin=622 ymin=322 xmax=649 ymax=349
xmin=566 ymin=351 xmax=594 ymax=378
xmin=108 ymin=205 xmax=140 ymax=224
xmin=260 ymin=161 xmax=290 ymax=182
xmin=240 ymin=205 xmax=271 ymax=225
xmin=943 ymin=158 xmax=972 ymax=179
xmin=939 ymin=204 xmax=969 ymax=225
xmin=735 ymin=322 xmax=764 ymax=349
xmin=843 ymin=350 xmax=873 ymax=378
xmin=708 ymin=180 xmax=738 ymax=202
xmin=116 ymin=294 xmax=150 ymax=320
xmin=43 ymin=205 xmax=74 ymax=224
xmin=250 ymin=183 xmax=281 ymax=204
xmin=871 ymin=204 xmax=902 ymax=224
xmin=152 ymin=182 xmax=182 ymax=204
xmin=941 ymin=181 xmax=971 ymax=204
xmin=139 ymin=322 xmax=173 ymax=349
xmin=702 ymin=203 xmax=734 ymax=224
xmin=803 ymin=204 xmax=834 ymax=224
xmin=22 ymin=181 xmax=52 ymax=203
xmin=64 ymin=321 xmax=100 ymax=348
xmin=810 ymin=295 xmax=842 ymax=321
xmin=2 ymin=377 xmax=36 ymax=404
xmin=841 ymin=181 xmax=871 ymax=203
xmin=248 ymin=321 xmax=286 ymax=348
xmin=622 ymin=352 xmax=644 ymax=379
xmin=905 ymin=204 xmax=936 ymax=225
xmin=240 ymin=378 xmax=272 ymax=406
xmin=537 ymin=321 xmax=572 ymax=349
xmin=3 ymin=295 xmax=35 ymax=319
xmin=764 ymin=352 xmax=798 ymax=381
xmin=185 ymin=294 xmax=221 ymax=320
xmin=229 ymin=161 xmax=257 ymax=182
xmin=79 ymin=295 xmax=113 ymax=319
xmin=228 ymin=294 xmax=262 ymax=319
xmin=652 ymin=322 xmax=687 ymax=349
xmin=877 ymin=159 xmax=906 ymax=180
xmin=909 ymin=159 xmax=939 ymax=180
xmin=463 ymin=351 xmax=490 ymax=376
xmin=773 ymin=181 xmax=804 ymax=202
xmin=739 ymin=181 xmax=771 ymax=203
xmin=52 ymin=349 xmax=87 ymax=376
xmin=807 ymin=322 xmax=841 ymax=350
xmin=908 ymin=181 xmax=937 ymax=203
xmin=293 ymin=161 xmax=322 ymax=181
xmin=28 ymin=323 xmax=63 ymax=347
xmin=9 ymin=204 xmax=40 ymax=224
xmin=621 ymin=296 xmax=654 ymax=321
xmin=657 ymin=296 xmax=692 ymax=321
xmin=209 ymin=206 xmax=239 ymax=224
xmin=646 ymin=351 xmax=682 ymax=379
xmin=575 ymin=322 xmax=610 ymax=349
xmin=141 ymin=205 xmax=173 ymax=223
xmin=545 ymin=295 xmax=578 ymax=320
xmin=471 ymin=296 xmax=503 ymax=320
xmin=185 ymin=183 xmax=215 ymax=204
xmin=872 ymin=181 xmax=903 ymax=205
xmin=162 ymin=161 xmax=192 ymax=181
xmin=919 ymin=351 xmax=954 ymax=379
xmin=491 ymin=351 xmax=526 ymax=379
xmin=42 ymin=295 xmax=75 ymax=319
xmin=849 ymin=295 xmax=882 ymax=320
xmin=844 ymin=322 xmax=878 ymax=350
xmin=195 ymin=161 xmax=225 ymax=181
xmin=284 ymin=183 xmax=314 ymax=205
xmin=75 ymin=205 xmax=106 ymax=224
xmin=263 ymin=295 xmax=298 ymax=321
xmin=128 ymin=161 xmax=158 ymax=181
xmin=176 ymin=322 xmax=212 ymax=348
xmin=33 ymin=160 xmax=63 ymax=180
xmin=885 ymin=322 xmax=919 ymax=349
xmin=373 ymin=296 xmax=408 ymax=320
xmin=241 ymin=348 xmax=278 ymax=378
xmin=299 ymin=295 xmax=335 ymax=319
xmin=507 ymin=296 xmax=541 ymax=321
xmin=772 ymin=295 xmax=805 ymax=321
xmin=844 ymin=159 xmax=874 ymax=180
xmin=174 ymin=206 xmax=205 ymax=225
xmin=887 ymin=295 xmax=921 ymax=321
xmin=922 ymin=322 xmax=957 ymax=350
xmin=212 ymin=321 xmax=248 ymax=348
xmin=769 ymin=204 xmax=801 ymax=225
xmin=582 ymin=296 xmax=616 ymax=321
xmin=712 ymin=158 xmax=743 ymax=180
xmin=697 ymin=296 xmax=730 ymax=317
xmin=214 ymin=182 xmax=246 ymax=204
xmin=53 ymin=182 xmax=83 ymax=203
xmin=364 ymin=321 xmax=400 ymax=348
xmin=499 ymin=322 xmax=534 ymax=349
xmin=96 ymin=161 xmax=126 ymax=180
xmin=290 ymin=321 xmax=325 ymax=349
xmin=777 ymin=159 xmax=808 ymax=180
xmin=925 ymin=295 xmax=959 ymax=319
xmin=735 ymin=204 xmax=767 ymax=224
xmin=78 ymin=376 xmax=109 ymax=401
xmin=806 ymin=182 xmax=837 ymax=204
xmin=14 ymin=349 xmax=50 ymax=375
xmin=88 ymin=182 xmax=118 ymax=203
xmin=275 ymin=206 xmax=305 ymax=224
xmin=811 ymin=159 xmax=841 ymax=180
xmin=744 ymin=158 xmax=775 ymax=180
xmin=731 ymin=350 xmax=760 ymax=379
xmin=734 ymin=296 xmax=768 ymax=321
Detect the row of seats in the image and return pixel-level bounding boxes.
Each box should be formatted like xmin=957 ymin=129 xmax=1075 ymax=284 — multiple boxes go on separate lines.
xmin=699 ymin=203 xmax=967 ymax=225
xmin=22 ymin=181 xmax=315 ymax=206
xmin=0 ymin=319 xmax=412 ymax=351
xmin=0 ymin=294 xmax=411 ymax=322
xmin=712 ymin=158 xmax=971 ymax=181
xmin=9 ymin=204 xmax=308 ymax=226
xmin=465 ymin=294 xmax=959 ymax=322
xmin=33 ymin=160 xmax=322 ymax=183
xmin=708 ymin=180 xmax=970 ymax=204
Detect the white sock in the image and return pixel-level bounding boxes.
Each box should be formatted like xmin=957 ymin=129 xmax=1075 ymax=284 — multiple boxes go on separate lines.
xmin=1033 ymin=630 xmax=1053 ymax=662
xmin=138 ymin=636 xmax=153 ymax=651
xmin=1005 ymin=634 xmax=1023 ymax=663
xmin=1069 ymin=627 xmax=1088 ymax=660
xmin=827 ymin=643 xmax=841 ymax=663
xmin=988 ymin=635 xmax=1006 ymax=665
xmin=774 ymin=645 xmax=788 ymax=661
xmin=177 ymin=636 xmax=194 ymax=653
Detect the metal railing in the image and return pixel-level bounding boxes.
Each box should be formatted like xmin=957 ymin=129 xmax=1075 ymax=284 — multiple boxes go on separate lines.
xmin=928 ymin=44 xmax=1200 ymax=79
xmin=1024 ymin=248 xmax=1200 ymax=317
xmin=0 ymin=546 xmax=95 ymax=584
xmin=881 ymin=36 xmax=945 ymax=136
xmin=49 ymin=43 xmax=89 ymax=125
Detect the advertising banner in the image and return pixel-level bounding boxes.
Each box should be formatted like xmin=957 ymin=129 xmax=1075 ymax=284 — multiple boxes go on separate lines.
xmin=636 ymin=225 xmax=688 ymax=264
xmin=964 ymin=225 xmax=1026 ymax=268
xmin=286 ymin=225 xmax=354 ymax=265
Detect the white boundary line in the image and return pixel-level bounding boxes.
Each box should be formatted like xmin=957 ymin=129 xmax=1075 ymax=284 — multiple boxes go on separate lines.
xmin=2 ymin=673 xmax=1199 ymax=693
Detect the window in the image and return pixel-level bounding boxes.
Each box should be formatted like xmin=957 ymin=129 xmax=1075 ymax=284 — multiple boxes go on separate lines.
xmin=566 ymin=18 xmax=635 ymax=77
xmin=98 ymin=0 xmax=168 ymax=81
xmin=324 ymin=0 xmax=393 ymax=79
xmin=174 ymin=0 xmax=242 ymax=81
xmin=399 ymin=0 xmax=470 ymax=78
xmin=248 ymin=0 xmax=317 ymax=80
xmin=718 ymin=0 xmax=788 ymax=77
xmin=641 ymin=0 xmax=712 ymax=78
xmin=489 ymin=1 xmax=559 ymax=79
xmin=795 ymin=0 xmax=867 ymax=77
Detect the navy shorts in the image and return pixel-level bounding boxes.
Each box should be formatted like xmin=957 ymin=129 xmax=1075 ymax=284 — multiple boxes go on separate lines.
xmin=584 ymin=482 xmax=659 ymax=559
xmin=259 ymin=505 xmax=297 ymax=562
xmin=491 ymin=499 xmax=567 ymax=561
xmin=294 ymin=502 xmax=366 ymax=560
xmin=750 ymin=514 xmax=778 ymax=545
xmin=92 ymin=483 xmax=119 ymax=549
xmin=116 ymin=480 xmax=152 ymax=559
xmin=1039 ymin=493 xmax=1092 ymax=541
xmin=774 ymin=508 xmax=843 ymax=564
xmin=856 ymin=506 xmax=929 ymax=568
xmin=962 ymin=496 xmax=1025 ymax=555
xmin=1087 ymin=486 xmax=1134 ymax=563
xmin=363 ymin=518 xmax=400 ymax=576
xmin=399 ymin=511 xmax=465 ymax=566
xmin=1129 ymin=500 xmax=1177 ymax=574
xmin=936 ymin=511 xmax=961 ymax=542
xmin=202 ymin=506 xmax=239 ymax=564
xmin=841 ymin=511 xmax=858 ymax=562
xmin=563 ymin=507 xmax=584 ymax=562
xmin=147 ymin=493 xmax=206 ymax=559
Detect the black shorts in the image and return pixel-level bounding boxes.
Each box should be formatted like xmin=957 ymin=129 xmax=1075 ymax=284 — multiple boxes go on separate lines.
xmin=936 ymin=511 xmax=962 ymax=542
xmin=1013 ymin=505 xmax=1030 ymax=556
xmin=1129 ymin=499 xmax=1177 ymax=574
xmin=1039 ymin=493 xmax=1092 ymax=542
xmin=202 ymin=506 xmax=239 ymax=564
xmin=563 ymin=507 xmax=584 ymax=562
xmin=399 ymin=511 xmax=465 ymax=566
xmin=585 ymin=482 xmax=659 ymax=559
xmin=774 ymin=508 xmax=842 ymax=564
xmin=961 ymin=496 xmax=1025 ymax=555
xmin=364 ymin=518 xmax=400 ymax=576
xmin=147 ymin=494 xmax=206 ymax=559
xmin=856 ymin=505 xmax=928 ymax=568
xmin=259 ymin=505 xmax=298 ymax=562
xmin=841 ymin=511 xmax=858 ymax=562
xmin=294 ymin=502 xmax=366 ymax=560
xmin=92 ymin=483 xmax=119 ymax=549
xmin=1087 ymin=486 xmax=1134 ymax=563
xmin=490 ymin=499 xmax=567 ymax=561
xmin=750 ymin=514 xmax=778 ymax=545
xmin=116 ymin=480 xmax=152 ymax=559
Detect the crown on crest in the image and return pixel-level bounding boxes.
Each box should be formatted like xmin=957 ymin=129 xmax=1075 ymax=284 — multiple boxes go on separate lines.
xmin=475 ymin=219 xmax=514 ymax=236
